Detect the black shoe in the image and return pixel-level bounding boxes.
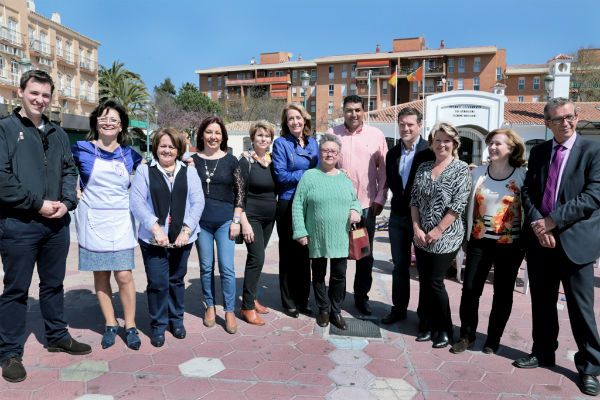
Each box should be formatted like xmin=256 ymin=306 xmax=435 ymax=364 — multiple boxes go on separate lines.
xmin=580 ymin=374 xmax=600 ymax=396
xmin=482 ymin=340 xmax=499 ymax=355
xmin=330 ymin=314 xmax=348 ymax=330
xmin=381 ymin=310 xmax=407 ymax=324
xmin=354 ymin=301 xmax=372 ymax=315
xmin=450 ymin=337 xmax=474 ymax=354
xmin=317 ymin=312 xmax=329 ymax=327
xmin=170 ymin=325 xmax=186 ymax=339
xmin=2 ymin=356 xmax=26 ymax=383
xmin=150 ymin=333 xmax=165 ymax=347
xmin=512 ymin=354 xmax=555 ymax=369
xmin=299 ymin=304 xmax=313 ymax=316
xmin=432 ymin=331 xmax=450 ymax=348
xmin=416 ymin=330 xmax=432 ymax=342
xmin=284 ymin=308 xmax=300 ymax=318
xmin=47 ymin=337 xmax=91 ymax=355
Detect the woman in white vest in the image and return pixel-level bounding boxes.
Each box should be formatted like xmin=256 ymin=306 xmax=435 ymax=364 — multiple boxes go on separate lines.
xmin=71 ymin=100 xmax=144 ymax=350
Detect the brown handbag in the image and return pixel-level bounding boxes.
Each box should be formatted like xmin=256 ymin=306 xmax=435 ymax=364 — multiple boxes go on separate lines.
xmin=348 ymin=221 xmax=371 ymax=260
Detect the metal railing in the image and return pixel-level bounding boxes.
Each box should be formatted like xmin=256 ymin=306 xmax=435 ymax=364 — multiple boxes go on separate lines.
xmin=0 ymin=25 xmax=24 ymax=47
xmin=29 ymin=38 xmax=53 ymax=58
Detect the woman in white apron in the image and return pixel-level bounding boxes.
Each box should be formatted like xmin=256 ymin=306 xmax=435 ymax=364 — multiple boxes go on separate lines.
xmin=71 ymin=100 xmax=144 ymax=350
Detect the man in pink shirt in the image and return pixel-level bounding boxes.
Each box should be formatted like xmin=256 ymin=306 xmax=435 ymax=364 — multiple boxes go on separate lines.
xmin=327 ymin=95 xmax=388 ymax=315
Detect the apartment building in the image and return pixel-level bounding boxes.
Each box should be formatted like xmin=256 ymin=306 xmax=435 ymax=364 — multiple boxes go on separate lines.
xmin=0 ymin=0 xmax=99 ymax=121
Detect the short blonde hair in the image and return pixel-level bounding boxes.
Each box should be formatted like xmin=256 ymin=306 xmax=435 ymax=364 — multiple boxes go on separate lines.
xmin=485 ymin=128 xmax=526 ymax=167
xmin=249 ymin=120 xmax=275 ymax=142
xmin=428 ymin=122 xmax=461 ymax=156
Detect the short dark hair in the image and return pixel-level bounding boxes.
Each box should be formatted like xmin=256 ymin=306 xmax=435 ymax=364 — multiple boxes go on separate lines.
xmin=87 ymin=100 xmax=131 ymax=145
xmin=152 ymin=127 xmax=186 ymax=161
xmin=196 ymin=116 xmax=228 ymax=151
xmin=20 ymin=69 xmax=54 ymax=95
xmin=398 ymin=107 xmax=422 ymax=124
xmin=342 ymin=95 xmax=364 ymax=109
xmin=543 ymin=97 xmax=577 ymax=120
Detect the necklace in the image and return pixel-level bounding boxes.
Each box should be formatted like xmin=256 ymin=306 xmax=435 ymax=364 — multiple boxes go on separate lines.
xmin=203 ymin=157 xmax=220 ymax=194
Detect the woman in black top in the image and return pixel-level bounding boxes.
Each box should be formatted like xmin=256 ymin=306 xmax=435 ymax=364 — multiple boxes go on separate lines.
xmin=191 ymin=116 xmax=244 ymax=334
xmin=239 ymin=121 xmax=278 ymax=326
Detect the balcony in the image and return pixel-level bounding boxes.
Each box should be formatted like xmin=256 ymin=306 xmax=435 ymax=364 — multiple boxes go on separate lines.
xmin=357 ymin=86 xmax=378 ymax=97
xmin=225 ymin=77 xmax=256 ymax=86
xmin=0 ymin=25 xmax=25 ymax=48
xmin=356 ymin=68 xmax=391 ymax=79
xmin=79 ymin=60 xmax=97 ymax=73
xmin=79 ymin=92 xmax=97 ymax=104
xmin=255 ymin=74 xmax=290 ymax=84
xmin=270 ymin=91 xmax=287 ymax=99
xmin=58 ymin=88 xmax=77 ymax=99
xmin=29 ymin=38 xmax=53 ymax=58
xmin=398 ymin=64 xmax=444 ymax=76
xmin=57 ymin=51 xmax=76 ymax=68
xmin=0 ymin=43 xmax=24 ymax=58
xmin=0 ymin=73 xmax=18 ymax=88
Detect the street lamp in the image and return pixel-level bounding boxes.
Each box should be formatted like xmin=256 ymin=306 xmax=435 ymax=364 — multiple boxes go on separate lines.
xmin=300 ymin=71 xmax=310 ymax=110
xmin=543 ymin=75 xmax=555 ymax=140
xmin=144 ymin=102 xmax=155 ymax=161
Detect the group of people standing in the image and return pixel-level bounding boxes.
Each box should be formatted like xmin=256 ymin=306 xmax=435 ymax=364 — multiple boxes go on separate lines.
xmin=0 ymin=71 xmax=598 ymax=396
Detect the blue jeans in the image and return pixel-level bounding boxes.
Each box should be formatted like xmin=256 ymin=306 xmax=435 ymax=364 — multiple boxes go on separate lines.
xmin=196 ymin=219 xmax=236 ymax=312
xmin=353 ymin=207 xmax=376 ymax=303
xmin=139 ymin=240 xmax=193 ymax=335
xmin=388 ymin=212 xmax=414 ymax=314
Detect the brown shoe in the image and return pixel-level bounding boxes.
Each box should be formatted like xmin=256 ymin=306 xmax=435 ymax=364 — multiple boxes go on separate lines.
xmin=241 ymin=309 xmax=265 ymax=326
xmin=254 ymin=300 xmax=269 ymax=314
xmin=225 ymin=311 xmax=238 ymax=334
xmin=203 ymin=306 xmax=216 ymax=328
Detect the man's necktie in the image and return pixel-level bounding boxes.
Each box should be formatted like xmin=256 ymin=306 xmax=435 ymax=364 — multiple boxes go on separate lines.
xmin=540 ymin=144 xmax=565 ymax=217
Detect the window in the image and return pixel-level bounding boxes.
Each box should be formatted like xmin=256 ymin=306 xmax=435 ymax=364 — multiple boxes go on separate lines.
xmin=87 ymin=50 xmax=92 ymax=64
xmin=56 ymin=72 xmax=62 ymax=90
xmin=457 ymin=78 xmax=464 ymax=90
xmin=292 ymin=70 xmax=297 ymax=81
xmin=311 ymin=69 xmax=316 ymax=81
xmin=300 ymin=87 xmax=305 ymax=98
xmin=237 ymin=73 xmax=244 ymax=80
xmin=533 ymin=76 xmax=540 ymax=90
xmin=341 ymin=84 xmax=347 ymax=97
xmin=473 ymin=57 xmax=481 ymax=73
xmin=350 ymin=83 xmax=356 ymax=95
xmin=207 ymin=76 xmax=212 ymax=86
xmin=369 ymin=100 xmax=375 ymax=110
xmin=412 ymin=60 xmax=419 ymax=69
xmin=342 ymin=64 xmax=347 ymax=78
xmin=448 ymin=58 xmax=455 ymax=73
xmin=66 ymin=75 xmax=72 ymax=96
xmin=447 ymin=78 xmax=454 ymax=91
xmin=0 ymin=56 xmax=4 ymax=77
xmin=412 ymin=81 xmax=418 ymax=93
xmin=275 ymin=71 xmax=283 ymax=77
xmin=518 ymin=95 xmax=524 ymax=102
xmin=458 ymin=58 xmax=465 ymax=73
xmin=328 ymin=66 xmax=334 ymax=79
xmin=328 ymin=101 xmax=334 ymax=115
xmin=292 ymin=87 xmax=297 ymax=96
xmin=496 ymin=67 xmax=502 ymax=81
xmin=28 ymin=26 xmax=34 ymax=41
xmin=56 ymin=38 xmax=62 ymax=56
xmin=207 ymin=90 xmax=212 ymax=99
xmin=328 ymin=84 xmax=334 ymax=96
xmin=382 ymin=100 xmax=387 ymax=108
xmin=65 ymin=41 xmax=72 ymax=61
xmin=473 ymin=77 xmax=480 ymax=91
xmin=80 ymin=78 xmax=83 ymax=95
xmin=382 ymin=81 xmax=388 ymax=95
xmin=532 ymin=95 xmax=539 ymax=102
xmin=217 ymin=76 xmax=222 ymax=86
xmin=268 ymin=71 xmax=273 ymax=77
xmin=246 ymin=72 xmax=251 ymax=79
xmin=351 ymin=64 xmax=356 ymax=78
xmin=311 ymin=86 xmax=315 ymax=97
xmin=311 ymin=101 xmax=315 ymax=113
xmin=518 ymin=77 xmax=525 ymax=90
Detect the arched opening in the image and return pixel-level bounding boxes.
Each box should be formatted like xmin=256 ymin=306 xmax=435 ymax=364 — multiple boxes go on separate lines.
xmin=457 ymin=125 xmax=487 ymax=165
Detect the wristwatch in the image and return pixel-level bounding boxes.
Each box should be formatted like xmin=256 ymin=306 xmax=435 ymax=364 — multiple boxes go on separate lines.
xmin=181 ymin=226 xmax=192 ymax=235
xmin=231 ymin=219 xmax=241 ymax=224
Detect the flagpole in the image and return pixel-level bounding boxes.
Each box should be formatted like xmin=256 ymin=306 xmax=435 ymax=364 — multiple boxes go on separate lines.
xmin=367 ymin=70 xmax=371 ymax=125
xmin=393 ymin=64 xmax=398 ymax=146
xmin=422 ymin=59 xmax=426 ymax=140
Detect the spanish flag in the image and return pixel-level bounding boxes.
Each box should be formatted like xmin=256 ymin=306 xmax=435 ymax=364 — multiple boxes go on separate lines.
xmin=407 ymin=66 xmax=423 ymax=82
xmin=388 ymin=70 xmax=397 ymax=88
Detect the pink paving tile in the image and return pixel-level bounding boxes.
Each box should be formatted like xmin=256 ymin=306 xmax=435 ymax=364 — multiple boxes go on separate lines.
xmin=448 ymin=379 xmax=496 ymax=393
xmin=35 ymin=351 xmax=80 ymax=368
xmin=108 ymin=353 xmax=153 ymax=372
xmin=295 ymin=338 xmax=335 ymax=356
xmin=406 ymin=369 xmax=453 ymax=391
xmin=82 ymin=345 xmax=127 ymax=362
xmin=201 ymin=391 xmax=247 ymax=400
xmin=137 ymin=363 xmax=181 ymax=376
xmin=86 ymin=372 xmax=134 ymax=395
xmin=163 ymin=332 xmax=205 ymax=348
xmin=115 ymin=384 xmax=166 ymax=400
xmin=231 ymin=336 xmax=271 ymax=351
xmin=210 ymin=379 xmax=253 ymax=392
xmin=135 ymin=372 xmax=178 ymax=386
xmin=290 ymin=354 xmax=335 ymax=375
xmin=221 ymin=350 xmax=265 ymax=370
xmin=270 ymin=317 xmax=312 ymax=331
xmin=152 ymin=347 xmax=195 ymax=365
xmin=428 ymin=347 xmax=473 ymax=363
xmin=469 ymin=353 xmax=515 ymax=373
xmin=259 ymin=344 xmax=301 ymax=362
xmin=31 ymin=381 xmax=85 ymax=400
xmin=481 ymin=372 xmax=532 ymax=395
xmin=164 ymin=377 xmax=212 ymax=399
xmin=288 ymin=383 xmax=334 ymax=397
xmin=193 ymin=341 xmax=234 ymax=358
xmin=263 ymin=330 xmax=303 ymax=345
xmin=364 ymin=358 xmax=410 ymax=379
xmin=362 ymin=342 xmax=403 ymax=360
xmin=406 ymin=352 xmax=444 ymax=370
xmin=236 ymin=322 xmax=275 ymax=337
xmin=213 ymin=368 xmax=258 ymax=381
xmin=298 ymin=324 xmax=315 ymax=335
xmin=289 ymin=372 xmax=333 ymax=386
xmin=253 ymin=361 xmax=297 ymax=382
xmin=510 ymin=365 xmax=563 ymax=385
xmin=0 ymin=390 xmax=32 ymax=400
xmin=438 ymin=361 xmax=485 ymax=381
xmin=244 ymin=382 xmax=293 ymax=400
xmin=328 ymin=387 xmax=377 ymax=400
xmin=203 ymin=326 xmax=240 ymax=342
xmin=530 ymin=383 xmax=580 ymax=397
xmin=5 ymin=369 xmax=56 ymax=390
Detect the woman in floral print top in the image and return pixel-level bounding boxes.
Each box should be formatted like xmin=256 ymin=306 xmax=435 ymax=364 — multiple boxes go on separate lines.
xmin=451 ymin=129 xmax=527 ymax=355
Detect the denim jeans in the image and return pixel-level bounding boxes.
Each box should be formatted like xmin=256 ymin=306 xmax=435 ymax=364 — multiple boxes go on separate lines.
xmin=196 ymin=219 xmax=236 ymax=312
xmin=388 ymin=212 xmax=414 ymax=314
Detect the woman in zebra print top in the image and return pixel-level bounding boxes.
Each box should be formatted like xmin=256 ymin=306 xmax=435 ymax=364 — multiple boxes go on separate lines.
xmin=410 ymin=122 xmax=471 ymax=349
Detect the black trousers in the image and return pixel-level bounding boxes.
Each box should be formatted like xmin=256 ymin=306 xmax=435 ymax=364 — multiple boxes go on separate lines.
xmin=276 ymin=199 xmax=311 ymax=310
xmin=458 ymin=238 xmax=524 ymax=344
xmin=353 ymin=207 xmax=376 ymax=303
xmin=415 ymin=247 xmax=457 ymax=335
xmin=241 ymin=215 xmax=274 ymax=310
xmin=0 ymin=216 xmax=71 ymax=362
xmin=527 ymin=240 xmax=600 ymax=375
xmin=388 ymin=212 xmax=413 ymax=314
xmin=311 ymin=258 xmax=347 ymax=314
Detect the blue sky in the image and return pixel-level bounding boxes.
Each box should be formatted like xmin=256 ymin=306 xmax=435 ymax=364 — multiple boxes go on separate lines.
xmin=36 ymin=0 xmax=598 ymax=94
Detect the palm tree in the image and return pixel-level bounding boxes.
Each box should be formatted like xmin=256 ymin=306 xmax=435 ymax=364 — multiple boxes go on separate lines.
xmin=98 ymin=60 xmax=152 ymax=115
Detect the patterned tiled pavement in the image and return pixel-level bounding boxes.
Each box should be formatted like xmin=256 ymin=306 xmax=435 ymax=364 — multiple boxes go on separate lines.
xmin=1 ymin=207 xmax=599 ymax=399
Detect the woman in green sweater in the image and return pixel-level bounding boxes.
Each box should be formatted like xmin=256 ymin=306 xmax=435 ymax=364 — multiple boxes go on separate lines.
xmin=292 ymin=134 xmax=362 ymax=330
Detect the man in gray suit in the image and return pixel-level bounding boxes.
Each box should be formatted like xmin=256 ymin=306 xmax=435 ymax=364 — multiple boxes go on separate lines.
xmin=517 ymin=97 xmax=600 ymax=396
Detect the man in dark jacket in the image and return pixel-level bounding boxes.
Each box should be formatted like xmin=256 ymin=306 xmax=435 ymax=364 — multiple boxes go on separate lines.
xmin=0 ymin=70 xmax=91 ymax=383
xmin=382 ymin=107 xmax=434 ymax=333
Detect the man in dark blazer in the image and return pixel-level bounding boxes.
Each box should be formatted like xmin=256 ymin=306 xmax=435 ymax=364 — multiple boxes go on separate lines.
xmin=517 ymin=97 xmax=600 ymax=396
xmin=381 ymin=107 xmax=434 ymax=333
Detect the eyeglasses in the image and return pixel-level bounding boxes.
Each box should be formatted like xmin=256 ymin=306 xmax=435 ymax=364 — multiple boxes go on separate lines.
xmin=548 ymin=114 xmax=577 ymax=125
xmin=320 ymin=149 xmax=338 ymax=156
xmin=98 ymin=117 xmax=121 ymax=125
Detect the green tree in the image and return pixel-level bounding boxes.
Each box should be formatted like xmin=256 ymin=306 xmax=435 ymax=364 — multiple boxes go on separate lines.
xmin=154 ymin=77 xmax=176 ymax=97
xmin=174 ymin=82 xmax=221 ymax=114
xmin=99 ymin=60 xmax=152 ymax=115
xmin=570 ymin=46 xmax=600 ymax=102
